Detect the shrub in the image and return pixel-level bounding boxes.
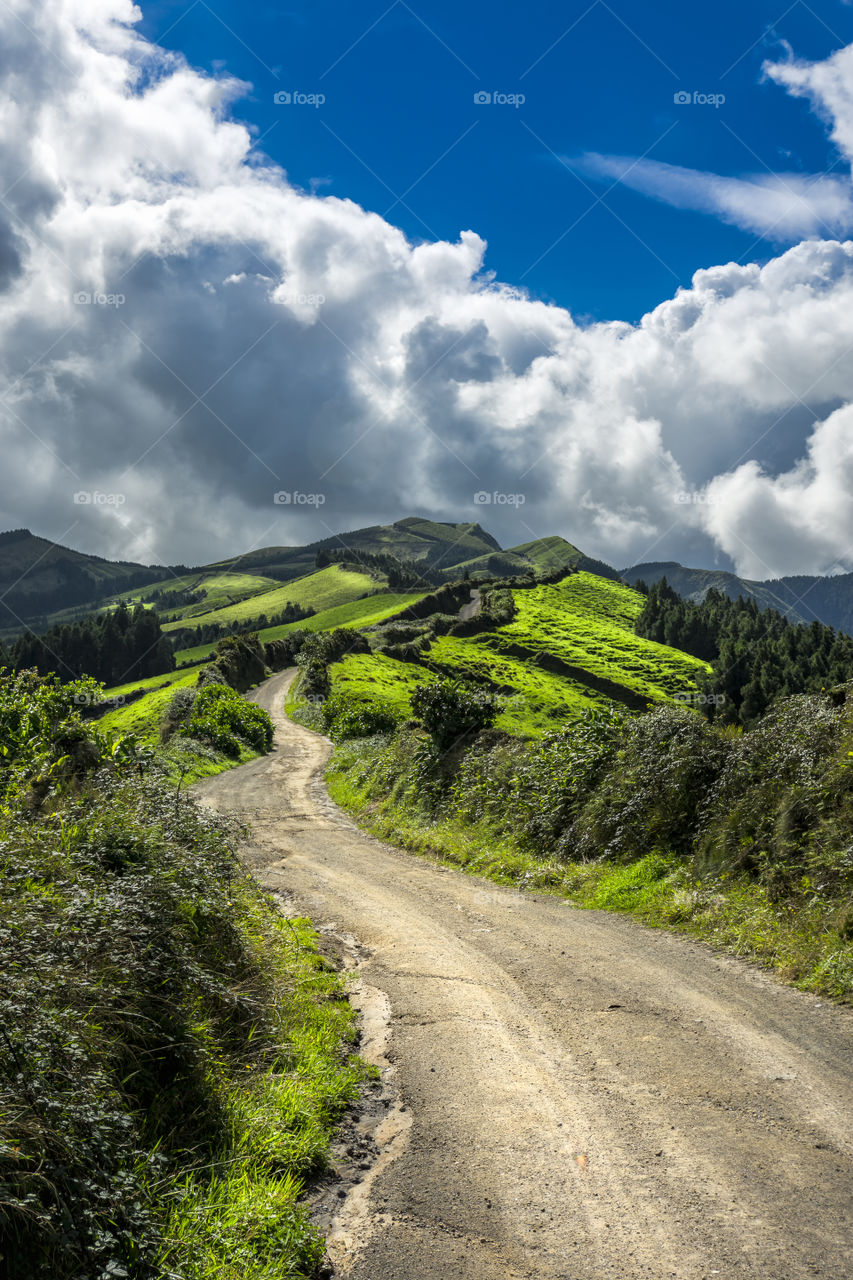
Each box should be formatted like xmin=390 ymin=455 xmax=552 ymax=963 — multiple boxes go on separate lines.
xmin=411 ymin=679 xmax=498 ymax=752
xmin=321 ymin=693 xmax=399 ymax=741
xmin=696 ymin=692 xmax=853 ymax=896
xmin=570 ymin=703 xmax=728 ymax=862
xmin=185 ymin=684 xmax=273 ymax=758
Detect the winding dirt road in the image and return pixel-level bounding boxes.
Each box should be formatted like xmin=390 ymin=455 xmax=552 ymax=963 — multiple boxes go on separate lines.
xmin=195 ymin=670 xmax=852 ymax=1280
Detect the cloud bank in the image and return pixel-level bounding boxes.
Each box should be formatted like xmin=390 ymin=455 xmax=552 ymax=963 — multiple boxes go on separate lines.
xmin=0 ymin=0 xmax=851 ymax=578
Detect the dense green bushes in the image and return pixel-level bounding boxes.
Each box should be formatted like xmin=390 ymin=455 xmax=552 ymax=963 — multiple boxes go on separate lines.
xmin=0 ymin=669 xmax=365 ymax=1280
xmin=321 ymin=678 xmax=853 ymax=992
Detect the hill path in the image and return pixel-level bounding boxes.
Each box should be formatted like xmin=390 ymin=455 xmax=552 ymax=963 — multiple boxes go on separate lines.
xmin=195 ymin=670 xmax=853 ymax=1280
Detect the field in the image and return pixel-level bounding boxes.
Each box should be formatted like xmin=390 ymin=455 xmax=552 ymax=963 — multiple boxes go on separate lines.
xmin=174 ymin=592 xmax=425 ymax=664
xmin=495 ymin=574 xmax=709 ymax=702
xmin=428 ymin=635 xmax=602 ymax=733
xmin=320 ymin=652 xmax=433 ymax=718
xmin=321 ymin=571 xmax=709 ymax=736
xmin=99 ymin=668 xmax=205 ymax=742
xmin=163 ymin=565 xmax=380 ymax=634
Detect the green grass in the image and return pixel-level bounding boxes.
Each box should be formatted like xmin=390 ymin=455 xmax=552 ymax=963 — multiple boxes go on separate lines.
xmin=428 ymin=635 xmax=602 ymax=733
xmin=99 ymin=670 xmax=204 ymax=742
xmin=174 ymin=592 xmax=426 ymax=665
xmin=495 ymin=573 xmax=710 ymax=702
xmin=312 ymin=571 xmax=709 ymax=739
xmin=44 ymin=573 xmax=282 ymax=630
xmin=163 ymin=566 xmax=381 ymax=635
xmin=103 ymin=665 xmax=207 ymax=699
xmin=322 ymin=652 xmax=433 ymax=719
xmin=157 ymin=910 xmax=369 ymax=1280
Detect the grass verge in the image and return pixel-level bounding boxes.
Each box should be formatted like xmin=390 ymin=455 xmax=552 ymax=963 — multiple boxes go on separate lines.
xmin=324 ymin=734 xmax=853 ymax=1001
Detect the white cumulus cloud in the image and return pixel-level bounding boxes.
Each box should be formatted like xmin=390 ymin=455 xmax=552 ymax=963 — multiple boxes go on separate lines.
xmin=0 ymin=0 xmax=851 ymax=580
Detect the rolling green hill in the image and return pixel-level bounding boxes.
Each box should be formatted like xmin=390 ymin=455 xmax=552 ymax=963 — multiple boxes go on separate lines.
xmin=162 ymin=565 xmax=380 ymax=634
xmin=324 ymin=571 xmax=710 ymax=737
xmin=448 ymin=535 xmax=622 ymax=582
xmin=174 ymin=592 xmax=425 ymax=665
xmin=0 ymin=528 xmax=161 ymax=633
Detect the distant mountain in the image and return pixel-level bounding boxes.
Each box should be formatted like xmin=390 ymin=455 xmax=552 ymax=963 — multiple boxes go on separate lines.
xmin=448 ymin=534 xmax=622 ymax=582
xmin=621 ymin=561 xmax=853 ymax=636
xmin=206 ymin=519 xmax=602 ymax=582
xmin=206 ymin=518 xmax=504 ymax=581
xmin=0 ymin=529 xmax=163 ymax=631
xmin=0 ymin=519 xmax=612 ymax=637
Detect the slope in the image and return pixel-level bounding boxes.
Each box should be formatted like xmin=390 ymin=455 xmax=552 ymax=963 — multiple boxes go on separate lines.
xmin=326 ymin=571 xmax=709 ymax=736
xmin=0 ymin=528 xmax=159 ymax=631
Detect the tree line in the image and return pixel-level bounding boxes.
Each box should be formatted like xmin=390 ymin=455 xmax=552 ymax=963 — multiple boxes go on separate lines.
xmin=0 ymin=602 xmax=174 ymax=687
xmin=635 ymin=578 xmax=853 ymax=724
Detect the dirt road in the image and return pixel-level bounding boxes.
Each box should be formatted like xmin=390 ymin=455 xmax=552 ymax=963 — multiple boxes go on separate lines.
xmin=195 ymin=670 xmax=852 ymax=1280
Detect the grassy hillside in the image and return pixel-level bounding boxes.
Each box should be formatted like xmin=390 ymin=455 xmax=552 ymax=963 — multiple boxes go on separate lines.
xmin=174 ymin=592 xmax=426 ymax=665
xmin=448 ymin=535 xmax=620 ymax=582
xmin=163 ymin=565 xmax=379 ymax=634
xmin=116 ymin=571 xmax=280 ymax=616
xmin=99 ymin=668 xmax=205 ymax=743
xmin=0 ymin=528 xmax=158 ymax=632
xmin=494 ymin=574 xmax=709 ymax=703
xmin=319 ymin=571 xmax=709 ymax=738
xmin=206 ymin=517 xmax=502 ymax=581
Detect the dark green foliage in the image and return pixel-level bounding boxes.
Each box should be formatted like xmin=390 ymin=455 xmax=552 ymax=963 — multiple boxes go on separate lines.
xmin=321 ymin=693 xmax=399 ymax=740
xmin=411 ymin=678 xmax=498 ymax=751
xmin=199 ymin=634 xmax=267 ymax=694
xmin=316 ymin=547 xmax=442 ymax=590
xmin=185 ymin=684 xmax=273 ymax=757
xmin=295 ymin=629 xmax=370 ymax=701
xmin=636 ymin=579 xmax=853 ymax=724
xmin=4 ymin=602 xmax=174 ymax=686
xmin=568 ymin=704 xmax=729 ymax=861
xmin=0 ymin=669 xmax=358 ymax=1280
xmin=696 ymin=693 xmax=853 ymax=897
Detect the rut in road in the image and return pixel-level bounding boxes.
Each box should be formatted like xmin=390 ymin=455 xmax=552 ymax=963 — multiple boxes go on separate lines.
xmin=195 ymin=670 xmax=853 ymax=1280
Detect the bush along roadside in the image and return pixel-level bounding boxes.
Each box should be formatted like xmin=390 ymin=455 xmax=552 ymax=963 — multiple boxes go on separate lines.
xmin=0 ymin=667 xmax=370 ymax=1280
xmin=311 ymin=674 xmax=853 ymax=1000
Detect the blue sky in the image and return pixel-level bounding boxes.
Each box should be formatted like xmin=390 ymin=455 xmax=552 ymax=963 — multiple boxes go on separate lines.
xmin=140 ymin=0 xmax=853 ymax=321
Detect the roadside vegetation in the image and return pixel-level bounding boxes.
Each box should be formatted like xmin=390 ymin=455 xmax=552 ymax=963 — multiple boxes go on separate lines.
xmin=0 ymin=668 xmax=368 ymax=1280
xmin=284 ymin=569 xmax=853 ymax=1000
